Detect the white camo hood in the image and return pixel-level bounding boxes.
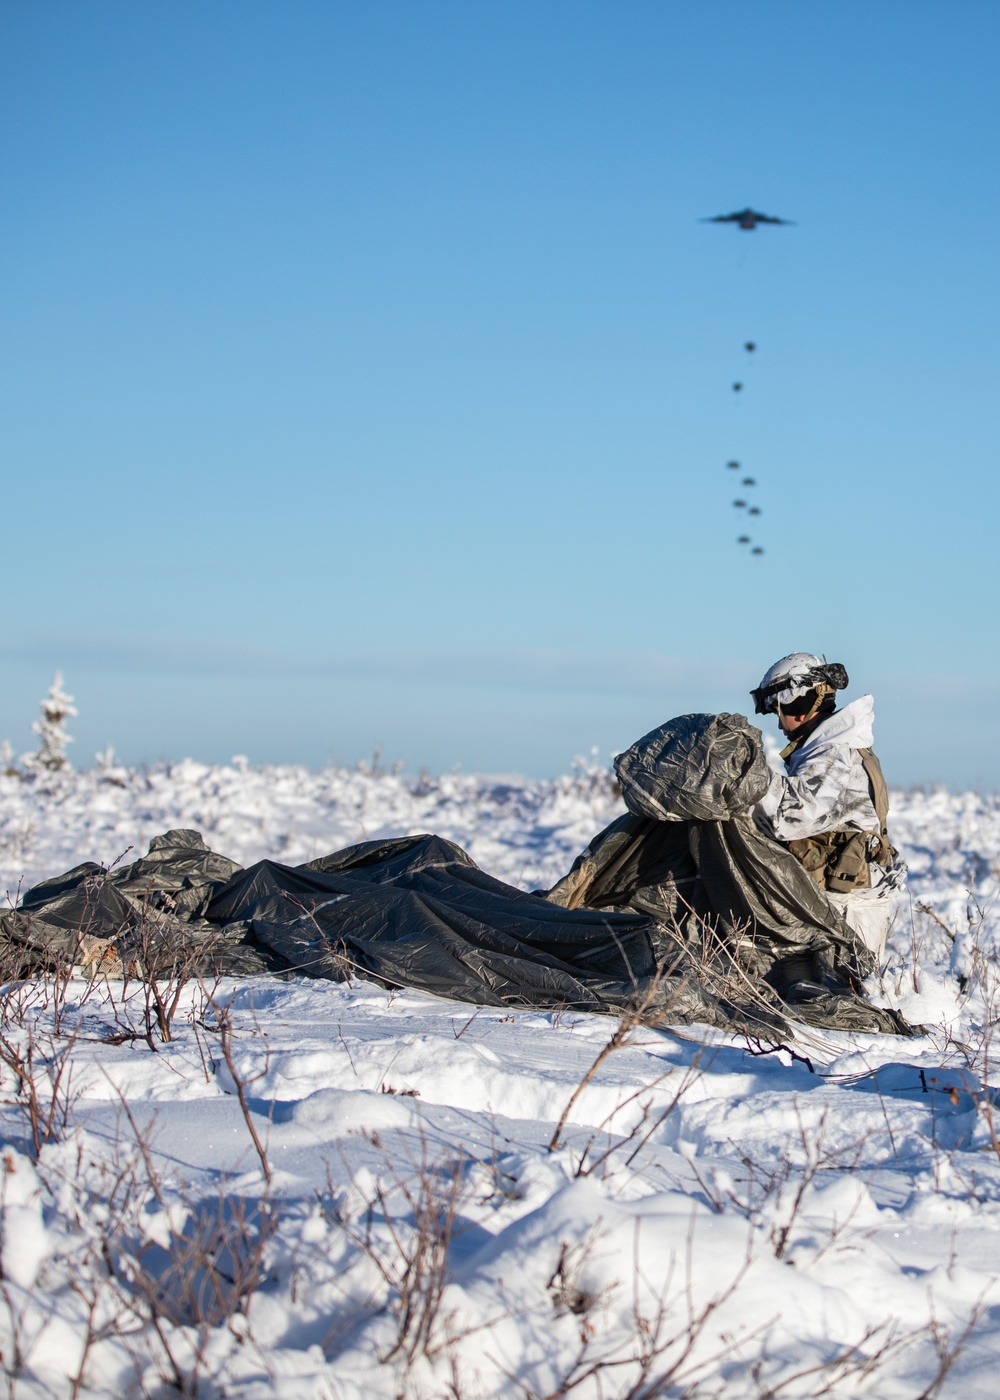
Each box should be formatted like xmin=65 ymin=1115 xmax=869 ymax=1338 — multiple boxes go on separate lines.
xmin=792 ymin=695 xmax=874 ymax=766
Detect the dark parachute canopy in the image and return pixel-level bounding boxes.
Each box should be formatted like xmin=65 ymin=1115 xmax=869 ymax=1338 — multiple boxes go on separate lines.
xmin=2 ymin=715 xmax=910 ymax=1038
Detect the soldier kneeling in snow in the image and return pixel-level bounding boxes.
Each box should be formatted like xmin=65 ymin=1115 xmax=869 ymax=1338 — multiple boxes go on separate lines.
xmin=750 ymin=652 xmax=903 ymax=963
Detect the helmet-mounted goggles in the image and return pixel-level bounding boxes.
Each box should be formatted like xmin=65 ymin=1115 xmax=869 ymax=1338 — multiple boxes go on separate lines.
xmin=750 ymin=661 xmax=848 ymax=716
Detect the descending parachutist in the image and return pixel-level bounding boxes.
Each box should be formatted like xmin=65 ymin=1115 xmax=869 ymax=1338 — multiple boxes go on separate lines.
xmin=701 ymin=209 xmax=786 ymax=560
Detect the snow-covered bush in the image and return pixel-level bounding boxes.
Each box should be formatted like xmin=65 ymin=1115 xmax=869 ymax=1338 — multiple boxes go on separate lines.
xmin=94 ymin=745 xmax=128 ymax=787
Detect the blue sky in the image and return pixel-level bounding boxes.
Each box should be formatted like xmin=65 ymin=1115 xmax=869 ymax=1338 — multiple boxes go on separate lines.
xmin=2 ymin=1 xmax=998 ymax=785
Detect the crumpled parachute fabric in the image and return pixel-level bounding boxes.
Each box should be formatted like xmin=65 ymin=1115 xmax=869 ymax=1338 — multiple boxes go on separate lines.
xmin=0 ymin=715 xmax=912 ymax=1037
xmin=614 ymin=712 xmax=772 ymax=822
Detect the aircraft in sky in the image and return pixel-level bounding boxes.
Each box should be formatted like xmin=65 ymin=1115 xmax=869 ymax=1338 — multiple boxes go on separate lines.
xmin=702 ymin=208 xmax=794 ymax=230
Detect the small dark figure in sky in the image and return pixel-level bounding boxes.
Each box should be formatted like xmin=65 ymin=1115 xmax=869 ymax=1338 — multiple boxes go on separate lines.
xmin=745 ymin=341 xmax=756 ymax=352
xmin=727 ymin=460 xmax=740 ymax=469
xmin=702 ymin=208 xmax=794 ymax=230
xmin=737 ymin=535 xmax=750 ymax=544
xmin=752 ymin=546 xmax=765 ymax=555
xmin=732 ymin=382 xmax=743 ymax=392
xmin=733 ymin=499 xmax=747 ymax=508
xmin=748 ymin=507 xmax=761 ymax=516
xmin=742 ymin=477 xmax=756 ymax=486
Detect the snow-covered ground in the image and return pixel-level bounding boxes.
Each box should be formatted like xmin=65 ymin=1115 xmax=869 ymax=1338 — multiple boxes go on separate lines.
xmin=2 ymin=758 xmax=1000 ymax=1397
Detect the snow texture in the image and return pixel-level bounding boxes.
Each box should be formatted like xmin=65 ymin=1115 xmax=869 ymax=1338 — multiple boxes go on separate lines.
xmin=1 ymin=756 xmax=1000 ymax=1397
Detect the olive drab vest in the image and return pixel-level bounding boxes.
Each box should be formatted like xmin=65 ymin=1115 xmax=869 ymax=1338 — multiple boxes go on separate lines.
xmin=785 ymin=747 xmax=896 ymax=894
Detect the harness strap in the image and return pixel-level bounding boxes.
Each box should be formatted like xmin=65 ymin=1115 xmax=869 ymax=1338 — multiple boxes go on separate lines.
xmin=858 ymin=747 xmax=894 ymax=867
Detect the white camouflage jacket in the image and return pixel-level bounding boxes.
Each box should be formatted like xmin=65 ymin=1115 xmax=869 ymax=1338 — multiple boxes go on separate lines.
xmin=752 ymin=695 xmax=881 ymax=843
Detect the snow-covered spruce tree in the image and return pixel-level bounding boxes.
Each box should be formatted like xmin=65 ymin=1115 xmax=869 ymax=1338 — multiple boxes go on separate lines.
xmin=26 ymin=671 xmax=77 ymax=772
